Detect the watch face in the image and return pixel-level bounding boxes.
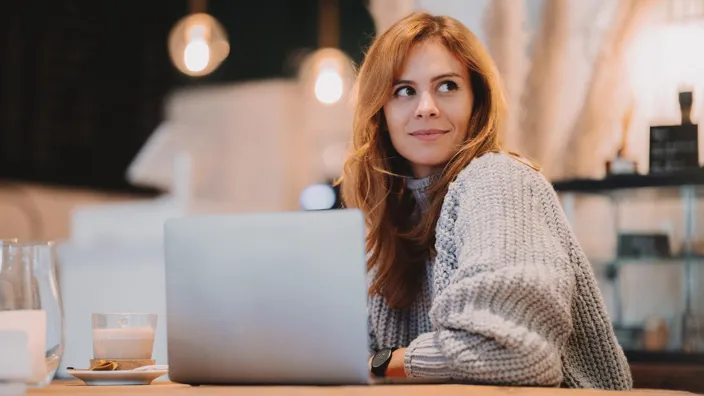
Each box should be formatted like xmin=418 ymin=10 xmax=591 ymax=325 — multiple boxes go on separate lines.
xmin=372 ymin=349 xmax=392 ymax=367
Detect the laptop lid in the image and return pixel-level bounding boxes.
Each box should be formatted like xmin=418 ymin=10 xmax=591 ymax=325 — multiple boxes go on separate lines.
xmin=163 ymin=209 xmax=369 ymax=385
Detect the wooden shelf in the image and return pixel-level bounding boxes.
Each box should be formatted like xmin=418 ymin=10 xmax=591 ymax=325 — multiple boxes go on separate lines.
xmin=553 ymin=169 xmax=704 ymax=194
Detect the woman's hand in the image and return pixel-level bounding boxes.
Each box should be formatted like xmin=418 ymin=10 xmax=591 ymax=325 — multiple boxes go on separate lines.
xmin=369 ymin=348 xmax=408 ymax=378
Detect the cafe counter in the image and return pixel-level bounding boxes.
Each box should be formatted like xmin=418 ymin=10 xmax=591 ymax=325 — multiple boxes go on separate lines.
xmin=28 ymin=381 xmax=696 ymax=396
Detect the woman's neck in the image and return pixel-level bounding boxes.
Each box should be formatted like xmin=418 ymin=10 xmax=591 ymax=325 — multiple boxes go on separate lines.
xmin=410 ymin=164 xmax=444 ymax=179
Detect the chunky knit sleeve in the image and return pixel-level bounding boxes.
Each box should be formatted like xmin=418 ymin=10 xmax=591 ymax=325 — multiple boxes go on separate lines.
xmin=368 ymin=310 xmax=379 ymax=356
xmin=404 ymin=158 xmax=576 ymax=386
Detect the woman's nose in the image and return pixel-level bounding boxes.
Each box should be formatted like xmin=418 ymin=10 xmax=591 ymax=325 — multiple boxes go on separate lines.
xmin=414 ymin=91 xmax=439 ymax=119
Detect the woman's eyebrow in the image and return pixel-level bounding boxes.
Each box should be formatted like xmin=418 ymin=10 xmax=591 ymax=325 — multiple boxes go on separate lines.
xmin=392 ymin=72 xmax=462 ymax=86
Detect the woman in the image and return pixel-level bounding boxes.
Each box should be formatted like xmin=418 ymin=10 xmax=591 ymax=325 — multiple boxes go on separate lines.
xmin=340 ymin=12 xmax=632 ymax=389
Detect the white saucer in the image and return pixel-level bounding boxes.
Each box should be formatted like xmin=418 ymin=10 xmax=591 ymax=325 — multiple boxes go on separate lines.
xmin=67 ymin=368 xmax=168 ymax=386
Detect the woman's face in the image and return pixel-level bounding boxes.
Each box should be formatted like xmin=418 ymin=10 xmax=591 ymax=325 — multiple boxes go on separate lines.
xmin=383 ymin=40 xmax=473 ymax=178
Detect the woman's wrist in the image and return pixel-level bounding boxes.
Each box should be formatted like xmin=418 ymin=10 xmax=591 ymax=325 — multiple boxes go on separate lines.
xmin=385 ymin=348 xmax=407 ymax=378
xmin=369 ymin=348 xmax=408 ymax=378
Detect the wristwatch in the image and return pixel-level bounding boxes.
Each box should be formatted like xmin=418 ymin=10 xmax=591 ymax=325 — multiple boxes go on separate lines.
xmin=370 ymin=347 xmax=397 ymax=377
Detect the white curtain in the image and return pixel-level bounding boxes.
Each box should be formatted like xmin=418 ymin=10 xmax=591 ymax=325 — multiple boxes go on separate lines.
xmin=368 ymin=0 xmax=416 ymax=34
xmin=483 ymin=0 xmax=530 ymax=152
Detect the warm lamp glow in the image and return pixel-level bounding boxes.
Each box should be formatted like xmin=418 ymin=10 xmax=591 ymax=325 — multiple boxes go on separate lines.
xmin=168 ymin=13 xmax=229 ymax=77
xmin=314 ymin=69 xmax=344 ymax=104
xmin=299 ymin=48 xmax=354 ymax=106
xmin=183 ymin=24 xmax=210 ymax=72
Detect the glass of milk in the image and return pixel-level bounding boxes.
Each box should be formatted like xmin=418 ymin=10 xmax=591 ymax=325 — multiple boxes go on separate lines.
xmin=91 ymin=313 xmax=157 ymax=359
xmin=0 ymin=240 xmax=64 ymax=388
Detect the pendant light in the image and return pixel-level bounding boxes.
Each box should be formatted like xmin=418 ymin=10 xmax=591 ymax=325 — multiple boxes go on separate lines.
xmin=168 ymin=0 xmax=230 ymax=77
xmin=299 ymin=0 xmax=354 ymax=106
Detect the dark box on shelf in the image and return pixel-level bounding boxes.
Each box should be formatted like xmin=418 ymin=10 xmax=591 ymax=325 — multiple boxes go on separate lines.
xmin=649 ymin=124 xmax=699 ymax=174
xmin=617 ymin=233 xmax=671 ymax=258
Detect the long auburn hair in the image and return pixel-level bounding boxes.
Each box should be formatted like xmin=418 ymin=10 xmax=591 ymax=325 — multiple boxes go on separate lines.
xmin=340 ymin=12 xmax=519 ymax=309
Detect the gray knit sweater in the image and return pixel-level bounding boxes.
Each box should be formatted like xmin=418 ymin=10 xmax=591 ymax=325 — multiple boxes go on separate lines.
xmin=367 ymin=153 xmax=632 ymax=389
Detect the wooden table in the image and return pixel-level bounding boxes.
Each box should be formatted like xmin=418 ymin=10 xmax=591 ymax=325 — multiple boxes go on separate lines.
xmin=28 ymin=381 xmax=696 ymax=395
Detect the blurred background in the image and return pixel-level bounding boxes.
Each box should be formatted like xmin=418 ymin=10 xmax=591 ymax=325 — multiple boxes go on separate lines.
xmin=2 ymin=0 xmax=704 ymax=392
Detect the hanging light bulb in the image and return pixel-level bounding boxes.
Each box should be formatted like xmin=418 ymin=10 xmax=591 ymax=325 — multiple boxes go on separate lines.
xmin=299 ymin=48 xmax=354 ymax=106
xmin=296 ymin=0 xmax=353 ymax=105
xmin=314 ymin=65 xmax=344 ymax=104
xmin=183 ymin=24 xmax=210 ymax=72
xmin=168 ymin=13 xmax=229 ymax=77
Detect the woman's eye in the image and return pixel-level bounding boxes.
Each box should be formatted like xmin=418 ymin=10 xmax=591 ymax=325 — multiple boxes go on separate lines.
xmin=394 ymin=86 xmax=415 ymax=97
xmin=438 ymin=81 xmax=458 ymax=93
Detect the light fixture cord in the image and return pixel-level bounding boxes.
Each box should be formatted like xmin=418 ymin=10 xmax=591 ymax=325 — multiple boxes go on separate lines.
xmin=190 ymin=0 xmax=207 ymax=14
xmin=318 ymin=0 xmax=340 ymax=48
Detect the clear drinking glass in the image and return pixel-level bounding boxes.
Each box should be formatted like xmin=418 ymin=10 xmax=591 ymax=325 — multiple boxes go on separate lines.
xmin=0 ymin=238 xmax=18 ymax=309
xmin=0 ymin=241 xmax=64 ymax=388
xmin=683 ymin=314 xmax=704 ymax=352
xmin=92 ymin=313 xmax=158 ymax=360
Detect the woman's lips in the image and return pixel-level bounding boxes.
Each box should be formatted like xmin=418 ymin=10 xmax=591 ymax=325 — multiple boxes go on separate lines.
xmin=409 ymin=129 xmax=449 ymax=141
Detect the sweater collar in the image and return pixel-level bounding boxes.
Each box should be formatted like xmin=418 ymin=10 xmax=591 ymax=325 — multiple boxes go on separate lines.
xmin=406 ymin=172 xmax=441 ymax=213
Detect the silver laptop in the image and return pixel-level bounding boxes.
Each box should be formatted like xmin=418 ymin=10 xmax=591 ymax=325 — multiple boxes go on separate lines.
xmin=164 ymin=209 xmax=373 ymax=385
